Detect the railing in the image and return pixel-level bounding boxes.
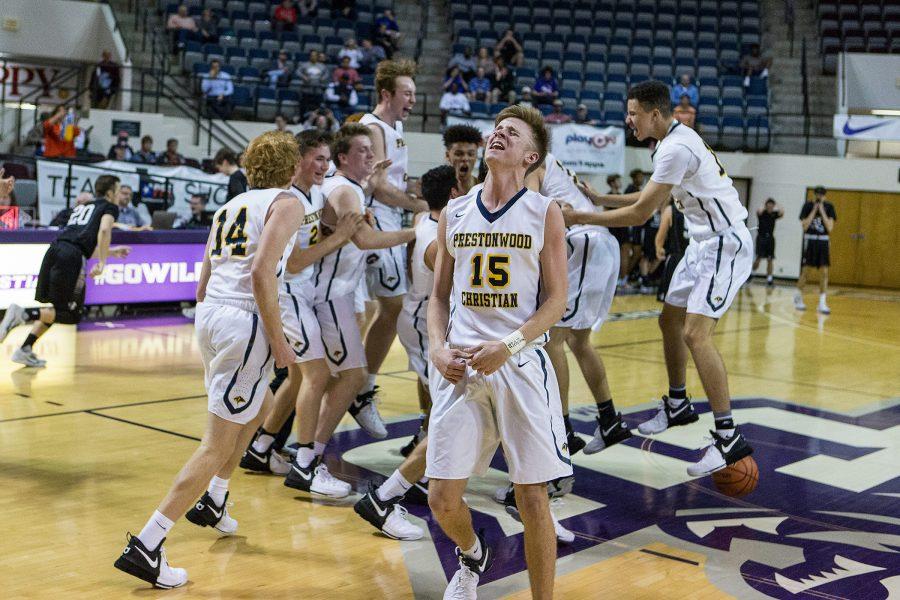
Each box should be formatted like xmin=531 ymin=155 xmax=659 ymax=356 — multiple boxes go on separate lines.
xmin=785 ymin=0 xmax=796 ymax=57
xmin=800 ymin=37 xmax=811 ymax=155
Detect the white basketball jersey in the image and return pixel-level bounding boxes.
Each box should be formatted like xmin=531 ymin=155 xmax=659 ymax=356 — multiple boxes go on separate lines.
xmin=541 ymin=152 xmax=605 ymax=236
xmin=312 ymin=174 xmax=367 ymax=303
xmin=361 ymin=112 xmax=407 ymax=231
xmin=444 ymin=187 xmax=551 ymax=348
xmin=205 ymin=188 xmax=294 ymax=306
xmin=651 ymin=120 xmax=748 ymax=240
xmin=407 ymin=214 xmax=438 ymax=304
xmin=283 ymin=184 xmax=324 ymax=303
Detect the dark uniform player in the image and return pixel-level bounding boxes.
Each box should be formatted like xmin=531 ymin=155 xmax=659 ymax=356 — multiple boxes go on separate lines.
xmin=654 ymin=199 xmax=688 ymax=302
xmin=0 ymin=175 xmax=129 ymax=366
xmin=753 ymin=198 xmax=783 ymax=286
xmin=794 ymin=186 xmax=836 ymax=314
xmin=638 ymin=208 xmax=662 ymax=293
xmin=621 ymin=168 xmax=645 ymax=286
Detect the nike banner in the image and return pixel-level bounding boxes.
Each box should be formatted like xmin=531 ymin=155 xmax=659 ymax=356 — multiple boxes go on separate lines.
xmin=833 ymin=115 xmax=900 ymax=141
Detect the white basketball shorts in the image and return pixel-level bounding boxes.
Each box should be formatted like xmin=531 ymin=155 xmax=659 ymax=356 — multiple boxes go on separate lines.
xmin=196 ymin=301 xmax=273 ymax=425
xmin=365 ymin=245 xmax=408 ymax=298
xmin=280 ymin=281 xmax=325 ymax=364
xmin=314 ymin=293 xmax=367 ymax=374
xmin=396 ymin=298 xmax=430 ymax=385
xmin=426 ymin=347 xmax=573 ymax=484
xmin=665 ymin=225 xmax=753 ymax=319
xmin=558 ymin=228 xmax=620 ymax=331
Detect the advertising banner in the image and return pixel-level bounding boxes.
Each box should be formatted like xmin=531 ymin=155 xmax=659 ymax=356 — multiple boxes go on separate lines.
xmin=833 ymin=114 xmax=900 ymax=141
xmin=35 ymin=160 xmax=141 ymax=226
xmin=86 ymin=244 xmax=206 ymax=304
xmin=0 ymin=243 xmax=50 ymax=309
xmin=145 ymin=166 xmax=229 ymax=218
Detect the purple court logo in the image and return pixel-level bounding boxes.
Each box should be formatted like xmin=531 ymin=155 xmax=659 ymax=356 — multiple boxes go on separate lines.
xmin=332 ymin=398 xmax=900 ymax=599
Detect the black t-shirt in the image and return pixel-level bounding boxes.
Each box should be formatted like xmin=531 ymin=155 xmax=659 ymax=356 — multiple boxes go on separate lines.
xmin=757 ymin=209 xmax=781 ymax=237
xmin=227 ymin=170 xmax=249 ymax=201
xmin=56 ymin=199 xmax=119 ymax=258
xmin=799 ymin=201 xmax=836 ymax=235
xmin=665 ymin=204 xmax=689 ymax=257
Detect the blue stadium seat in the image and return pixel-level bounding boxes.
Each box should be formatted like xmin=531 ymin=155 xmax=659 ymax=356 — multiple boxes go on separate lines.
xmin=238 ymin=66 xmax=261 ymax=84
xmin=469 ymin=101 xmax=490 ymax=118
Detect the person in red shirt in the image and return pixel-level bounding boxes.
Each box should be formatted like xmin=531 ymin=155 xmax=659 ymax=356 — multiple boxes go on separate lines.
xmin=332 ymin=56 xmax=360 ymax=85
xmin=273 ymin=0 xmax=298 ymax=33
xmin=43 ymin=105 xmax=80 ymax=159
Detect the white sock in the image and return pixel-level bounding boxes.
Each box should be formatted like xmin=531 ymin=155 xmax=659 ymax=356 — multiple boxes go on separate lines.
xmin=313 ymin=441 xmax=326 ymax=457
xmin=462 ymin=536 xmax=483 ymax=561
xmin=419 ymin=476 xmax=429 ymax=484
xmin=207 ymin=476 xmax=229 ymax=506
xmin=363 ymin=374 xmax=377 ymax=394
xmin=137 ymin=510 xmax=174 ymax=551
xmin=251 ymin=432 xmax=275 ymax=454
xmin=819 ymin=293 xmax=827 ymax=304
xmin=377 ymin=470 xmax=412 ymax=501
xmin=296 ymin=444 xmax=316 ymax=468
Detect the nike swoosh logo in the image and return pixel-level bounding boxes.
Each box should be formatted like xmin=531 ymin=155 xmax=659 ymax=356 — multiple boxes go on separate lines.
xmin=291 ymin=465 xmax=313 ymax=481
xmin=721 ymin=436 xmax=740 ymax=454
xmin=207 ymin=503 xmax=223 ymax=519
xmin=247 ymin=449 xmax=265 ymax=461
xmin=455 ymin=211 xmax=465 ymax=218
xmin=669 ymin=403 xmax=689 ymax=417
xmin=134 ymin=545 xmax=159 ymax=569
xmin=842 ymin=121 xmax=889 ymax=136
xmin=601 ymin=423 xmax=620 ymax=437
xmin=372 ymin=497 xmax=389 ymax=518
xmin=517 ymin=358 xmax=530 ymax=368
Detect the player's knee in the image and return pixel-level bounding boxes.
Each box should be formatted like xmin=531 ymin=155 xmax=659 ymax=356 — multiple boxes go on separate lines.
xmin=428 ymin=486 xmax=464 ymax=515
xmin=682 ymin=326 xmax=709 ymax=349
xmin=513 ymin=484 xmax=549 ymax=518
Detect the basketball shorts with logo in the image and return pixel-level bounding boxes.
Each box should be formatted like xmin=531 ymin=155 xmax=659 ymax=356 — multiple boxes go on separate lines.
xmin=313 ymin=293 xmax=367 ymax=374
xmin=802 ymin=237 xmax=830 ymax=268
xmin=354 ymin=276 xmax=369 ymax=313
xmin=426 ymin=347 xmax=573 ymax=485
xmin=664 ymin=225 xmax=753 ymax=319
xmin=279 ymin=282 xmax=325 ymax=364
xmin=755 ymin=233 xmax=775 ymax=259
xmin=396 ymin=299 xmax=429 ymax=385
xmin=35 ymin=240 xmax=87 ymax=324
xmin=196 ymin=301 xmax=274 ymax=425
xmin=559 ymin=229 xmax=620 ymax=330
xmin=365 ymin=245 xmax=408 ymax=298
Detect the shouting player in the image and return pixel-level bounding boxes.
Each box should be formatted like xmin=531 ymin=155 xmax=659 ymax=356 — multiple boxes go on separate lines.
xmin=444 ymin=124 xmax=483 ymax=195
xmin=562 ymin=81 xmax=754 ymax=476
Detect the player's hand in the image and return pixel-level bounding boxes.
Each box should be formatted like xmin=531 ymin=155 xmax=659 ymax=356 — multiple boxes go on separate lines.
xmin=363 ymin=208 xmax=375 ymax=228
xmin=431 ymin=347 xmax=471 ymax=384
xmin=560 ymin=205 xmax=580 ymax=228
xmin=465 ymin=341 xmax=510 ymax=376
xmin=110 ymin=246 xmax=131 ymax=258
xmin=90 ymin=260 xmax=106 ymax=278
xmin=334 ymin=211 xmax=364 ymax=242
xmin=576 ymin=180 xmax=597 ymax=200
xmin=365 ymin=158 xmax=392 ymax=194
xmin=656 ymin=246 xmax=666 ymax=261
xmin=273 ymin=338 xmax=295 ymax=369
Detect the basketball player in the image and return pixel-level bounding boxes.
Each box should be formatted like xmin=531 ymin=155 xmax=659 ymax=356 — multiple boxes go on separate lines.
xmin=355 ymin=59 xmax=428 ymax=438
xmin=282 ymin=124 xmax=416 ymax=494
xmin=621 ymin=168 xmax=646 ymax=286
xmin=654 ymin=198 xmax=689 ymax=303
xmin=753 ymin=198 xmax=783 ymax=287
xmin=427 ymin=106 xmax=570 ymax=599
xmin=638 ymin=208 xmax=662 ymax=293
xmin=794 ymin=186 xmax=835 ymax=313
xmin=0 ymin=175 xmax=130 ymax=366
xmin=239 ymin=131 xmax=365 ymax=499
xmin=562 ymin=81 xmax=754 ymax=476
xmin=444 ymin=124 xmax=483 ymax=195
xmin=353 ymin=165 xmax=458 ymax=541
xmin=114 ymin=131 xmax=303 ymax=588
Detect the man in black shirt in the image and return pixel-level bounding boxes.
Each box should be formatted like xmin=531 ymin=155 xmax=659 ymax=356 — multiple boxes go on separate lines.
xmin=753 ymin=198 xmax=784 ymax=286
xmin=176 ymin=193 xmax=213 ymax=229
xmin=621 ymin=169 xmax=645 ymax=287
xmin=214 ymin=148 xmax=248 ymax=201
xmin=794 ymin=186 xmax=836 ymax=313
xmin=0 ymin=175 xmax=130 ymax=367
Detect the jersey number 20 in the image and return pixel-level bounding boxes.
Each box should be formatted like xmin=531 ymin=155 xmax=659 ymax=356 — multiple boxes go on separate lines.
xmin=211 ymin=206 xmax=248 ymax=257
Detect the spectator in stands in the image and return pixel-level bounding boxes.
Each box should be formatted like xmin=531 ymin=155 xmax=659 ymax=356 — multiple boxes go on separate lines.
xmin=448 ymin=46 xmax=477 ymax=81
xmin=672 ymin=94 xmax=697 ymax=129
xmin=544 ymin=99 xmax=572 ymax=124
xmin=476 ymin=47 xmax=495 ymax=77
xmin=114 ymin=185 xmax=150 ymax=230
xmin=339 ymin=38 xmax=363 ymax=70
xmin=42 ymin=105 xmax=79 ymax=159
xmin=439 ymin=82 xmax=470 ymax=124
xmin=89 ymin=50 xmax=120 ymax=110
xmin=195 ymin=8 xmax=219 ymax=45
xmin=176 ymin=194 xmax=213 ymax=229
xmin=574 ymin=103 xmax=598 ymax=125
xmin=298 ymin=0 xmax=318 ymax=18
xmin=267 ymin=50 xmax=293 ymax=88
xmin=331 ymin=0 xmax=355 ymax=20
xmin=670 ymin=73 xmax=699 ymax=107
xmin=332 ymin=56 xmax=360 ymax=85
xmin=298 ymin=50 xmax=330 ymax=87
xmin=167 ymin=4 xmax=197 ymax=51
xmin=374 ymin=23 xmax=398 ymax=58
xmin=443 ymin=66 xmax=467 ymax=94
xmin=273 ymin=0 xmax=298 ymax=34
xmin=132 ymin=135 xmax=157 ymax=164
xmin=467 ymin=67 xmax=492 ymax=102
xmin=302 ymin=108 xmax=339 ymax=133
xmin=274 ymin=114 xmax=293 ymax=133
xmin=532 ymin=66 xmax=559 ymax=105
xmin=107 ymin=131 xmax=135 ymax=161
xmin=201 ymin=59 xmax=234 ymax=119
xmin=214 ymin=148 xmax=247 ymax=200
xmin=491 ymin=57 xmax=514 ymax=103
xmin=158 ymin=138 xmax=185 ymax=166
xmin=376 ymin=9 xmax=401 ymax=43
xmin=358 ymin=38 xmax=385 ymax=74
xmin=494 ymin=29 xmax=523 ymax=67
xmin=325 ymin=74 xmax=359 ymax=121
xmin=740 ymin=44 xmax=771 ymax=87
xmin=517 ymin=86 xmax=533 ymax=108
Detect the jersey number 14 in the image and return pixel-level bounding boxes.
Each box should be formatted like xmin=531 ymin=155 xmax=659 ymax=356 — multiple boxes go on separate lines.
xmin=211 ymin=206 xmax=248 ymax=257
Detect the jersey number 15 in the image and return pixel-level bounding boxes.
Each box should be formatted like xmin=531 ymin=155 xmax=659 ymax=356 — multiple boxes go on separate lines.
xmin=211 ymin=206 xmax=248 ymax=257
xmin=470 ymin=253 xmax=510 ymax=289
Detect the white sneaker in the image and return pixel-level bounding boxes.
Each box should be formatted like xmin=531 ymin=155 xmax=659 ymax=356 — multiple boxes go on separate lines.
xmin=267 ymin=450 xmax=291 ymax=476
xmin=444 ymin=563 xmax=479 ymax=600
xmin=492 ymin=483 xmax=513 ymax=504
xmin=115 ymin=535 xmax=188 ymax=589
xmin=0 ymin=303 xmax=26 ymax=342
xmin=817 ymin=301 xmax=830 ymax=315
xmin=637 ymin=397 xmax=698 ymax=435
xmin=214 ymin=509 xmax=239 ymax=535
xmin=382 ymin=504 xmax=424 ymax=540
xmin=793 ymin=293 xmax=806 ymax=311
xmin=311 ymin=463 xmax=352 ymax=498
xmin=352 ymin=399 xmax=388 ymax=439
xmin=686 ymin=431 xmax=753 ymax=477
xmin=12 ymin=347 xmax=46 ymax=368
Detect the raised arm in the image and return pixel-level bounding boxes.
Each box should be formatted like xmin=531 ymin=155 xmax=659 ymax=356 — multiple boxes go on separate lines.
xmin=367 ymin=123 xmax=427 ymax=212
xmin=577 ymin=180 xmax=641 ymax=207
xmin=800 ymin=203 xmax=816 ymax=231
xmin=565 ymin=180 xmax=673 ymax=228
xmin=819 ymin=203 xmax=835 ymax=233
xmin=427 ymin=209 xmax=470 ymax=382
xmin=286 ymin=211 xmax=363 ymax=274
xmin=329 ymin=185 xmax=415 ymax=249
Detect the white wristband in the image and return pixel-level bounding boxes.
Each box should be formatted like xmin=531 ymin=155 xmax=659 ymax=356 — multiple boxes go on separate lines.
xmin=502 ymin=330 xmax=527 ymax=355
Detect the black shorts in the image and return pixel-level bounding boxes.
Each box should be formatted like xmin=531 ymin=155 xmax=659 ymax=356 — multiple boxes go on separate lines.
xmin=35 ymin=241 xmax=86 ymax=317
xmin=641 ymin=226 xmax=659 ymax=259
xmin=755 ymin=234 xmax=775 ymax=259
xmin=625 ymin=226 xmax=643 ymax=246
xmin=802 ymin=238 xmax=830 ymax=268
xmin=657 ymin=252 xmax=683 ymax=302
xmin=609 ymin=227 xmax=627 ymax=243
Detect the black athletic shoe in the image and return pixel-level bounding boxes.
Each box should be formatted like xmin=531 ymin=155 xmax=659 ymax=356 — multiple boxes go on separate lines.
xmin=687 ymin=429 xmax=754 ymax=476
xmin=239 ymin=443 xmax=290 ymax=475
xmin=349 ymin=386 xmax=388 ymax=438
xmin=185 ymin=492 xmax=238 ymax=534
xmin=584 ymin=412 xmax=634 ymax=455
xmin=284 ymin=456 xmax=317 ymax=492
xmin=114 ymin=534 xmax=188 ymax=589
xmin=547 ymin=475 xmax=575 ymax=498
xmin=403 ymin=480 xmax=429 ymax=505
xmin=456 ymin=530 xmax=494 ymax=575
xmin=400 ymin=429 xmax=424 ymax=457
xmin=638 ymin=396 xmax=700 ymax=435
xmin=566 ymin=429 xmax=586 ymax=455
xmin=354 ymin=482 xmax=397 ymax=530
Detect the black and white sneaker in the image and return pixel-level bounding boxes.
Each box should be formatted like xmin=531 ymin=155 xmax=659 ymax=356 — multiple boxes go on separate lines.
xmin=239 ymin=444 xmax=290 ymax=475
xmin=113 ymin=534 xmax=188 ymax=589
xmin=445 ymin=532 xmax=493 ymax=599
xmin=687 ymin=430 xmax=754 ymax=476
xmin=354 ymin=483 xmax=424 ymax=540
xmin=547 ymin=475 xmax=575 ymax=498
xmin=637 ymin=396 xmax=700 ymax=435
xmin=566 ymin=429 xmax=586 ymax=455
xmin=404 ymin=480 xmax=429 ymax=505
xmin=584 ymin=412 xmax=633 ymax=454
xmin=400 ymin=427 xmax=426 ymax=457
xmin=349 ymin=387 xmax=388 ymax=438
xmin=284 ymin=457 xmax=352 ymax=497
xmin=185 ymin=492 xmax=238 ymax=534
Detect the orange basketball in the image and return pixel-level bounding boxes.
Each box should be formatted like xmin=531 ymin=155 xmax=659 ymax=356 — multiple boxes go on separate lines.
xmin=712 ymin=456 xmax=759 ymax=497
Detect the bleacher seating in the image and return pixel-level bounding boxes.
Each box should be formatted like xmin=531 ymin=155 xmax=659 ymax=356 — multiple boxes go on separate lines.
xmin=817 ymin=0 xmax=900 ymax=74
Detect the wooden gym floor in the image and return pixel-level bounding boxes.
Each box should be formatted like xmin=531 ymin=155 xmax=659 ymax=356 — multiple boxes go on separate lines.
xmin=1 ymin=283 xmax=898 ymax=599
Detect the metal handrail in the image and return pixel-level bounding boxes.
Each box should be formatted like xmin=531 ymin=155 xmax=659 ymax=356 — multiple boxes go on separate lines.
xmin=800 ymin=37 xmax=811 ymax=155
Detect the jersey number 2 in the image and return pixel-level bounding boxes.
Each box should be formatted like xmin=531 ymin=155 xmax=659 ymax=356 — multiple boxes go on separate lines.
xmin=211 ymin=206 xmax=248 ymax=257
xmin=470 ymin=254 xmax=510 ymax=289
